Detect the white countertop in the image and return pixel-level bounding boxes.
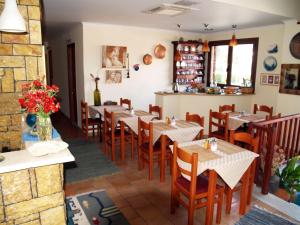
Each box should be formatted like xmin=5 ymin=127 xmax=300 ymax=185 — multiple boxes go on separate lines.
xmin=0 ymin=148 xmax=75 ymax=174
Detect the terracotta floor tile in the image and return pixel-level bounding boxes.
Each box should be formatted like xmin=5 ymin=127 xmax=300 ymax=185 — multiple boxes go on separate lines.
xmin=126 ymin=195 xmax=151 ymax=209
xmin=128 ymin=217 xmax=148 ymax=225
xmin=120 ymin=206 xmax=139 ymax=220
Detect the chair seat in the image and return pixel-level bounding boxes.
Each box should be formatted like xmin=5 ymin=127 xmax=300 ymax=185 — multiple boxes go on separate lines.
xmin=210 ymin=130 xmax=226 ymax=139
xmin=83 ymin=118 xmax=101 ymax=125
xmin=141 ymin=142 xmax=162 ymax=153
xmin=177 ymin=175 xmax=223 ymax=194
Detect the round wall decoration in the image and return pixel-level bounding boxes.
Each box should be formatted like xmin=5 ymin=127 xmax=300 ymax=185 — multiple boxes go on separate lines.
xmin=289 ymin=32 xmax=300 ymax=59
xmin=154 ymin=44 xmax=166 ymax=59
xmin=263 ymin=56 xmax=277 ymax=71
xmin=143 ymin=54 xmax=152 ymax=65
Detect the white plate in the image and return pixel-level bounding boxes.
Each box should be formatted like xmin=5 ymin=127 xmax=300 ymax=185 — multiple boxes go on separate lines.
xmin=27 ymin=141 xmax=69 ymax=157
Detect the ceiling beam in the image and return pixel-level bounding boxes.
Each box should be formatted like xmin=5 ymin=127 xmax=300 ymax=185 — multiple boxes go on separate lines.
xmin=211 ymin=0 xmax=300 ymax=20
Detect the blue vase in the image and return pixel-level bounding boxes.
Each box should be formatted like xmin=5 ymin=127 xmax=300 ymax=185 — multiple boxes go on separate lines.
xmin=26 ymin=114 xmax=37 ymax=127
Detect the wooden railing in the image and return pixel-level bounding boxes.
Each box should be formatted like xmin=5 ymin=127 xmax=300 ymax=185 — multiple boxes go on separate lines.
xmin=252 ymin=113 xmax=300 ymax=194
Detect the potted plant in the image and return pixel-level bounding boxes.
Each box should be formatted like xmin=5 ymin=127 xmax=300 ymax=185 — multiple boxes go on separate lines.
xmin=275 ymin=156 xmax=300 ymax=202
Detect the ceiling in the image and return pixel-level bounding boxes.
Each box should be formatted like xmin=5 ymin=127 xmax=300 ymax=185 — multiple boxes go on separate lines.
xmin=43 ymin=0 xmax=292 ymax=35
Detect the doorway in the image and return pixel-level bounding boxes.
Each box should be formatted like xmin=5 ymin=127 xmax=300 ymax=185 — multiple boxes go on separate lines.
xmin=67 ymin=43 xmax=78 ymax=125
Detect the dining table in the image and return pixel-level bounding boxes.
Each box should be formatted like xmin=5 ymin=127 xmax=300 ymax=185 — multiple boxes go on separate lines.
xmin=173 ymin=138 xmax=259 ymax=225
xmin=228 ymin=112 xmax=266 ymax=130
xmin=152 ymin=119 xmax=203 ymax=182
xmin=89 ymin=105 xmax=126 ymax=142
xmin=114 ymin=110 xmax=156 ymax=160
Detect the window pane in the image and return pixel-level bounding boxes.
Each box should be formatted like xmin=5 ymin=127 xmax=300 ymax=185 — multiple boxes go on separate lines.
xmin=231 ymin=44 xmax=253 ymax=86
xmin=210 ymin=45 xmax=229 ymax=85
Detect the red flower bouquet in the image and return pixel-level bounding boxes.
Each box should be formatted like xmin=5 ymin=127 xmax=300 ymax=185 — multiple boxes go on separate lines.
xmin=19 ymin=80 xmax=60 ymax=117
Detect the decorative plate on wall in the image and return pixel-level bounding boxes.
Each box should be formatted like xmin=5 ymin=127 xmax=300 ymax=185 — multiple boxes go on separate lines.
xmin=289 ymin=32 xmax=300 ymax=59
xmin=154 ymin=44 xmax=166 ymax=59
xmin=263 ymin=56 xmax=277 ymax=71
xmin=143 ymin=54 xmax=152 ymax=65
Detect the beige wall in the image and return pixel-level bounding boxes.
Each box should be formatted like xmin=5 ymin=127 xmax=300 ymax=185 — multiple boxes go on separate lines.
xmin=276 ymin=20 xmax=300 ymax=115
xmin=82 ymin=23 xmax=203 ymax=113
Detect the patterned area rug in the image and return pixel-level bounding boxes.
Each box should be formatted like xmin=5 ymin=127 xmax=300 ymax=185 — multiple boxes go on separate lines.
xmin=66 ymin=190 xmax=130 ymax=225
xmin=235 ymin=206 xmax=298 ymax=225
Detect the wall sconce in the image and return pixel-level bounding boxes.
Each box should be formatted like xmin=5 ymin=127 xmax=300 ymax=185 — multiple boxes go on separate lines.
xmin=202 ymin=40 xmax=210 ymax=52
xmin=229 ymin=24 xmax=238 ymax=47
xmin=0 ymin=0 xmax=26 ymax=33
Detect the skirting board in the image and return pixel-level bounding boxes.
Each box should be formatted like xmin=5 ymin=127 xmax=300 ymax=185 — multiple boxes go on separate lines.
xmin=253 ymin=185 xmax=300 ymax=222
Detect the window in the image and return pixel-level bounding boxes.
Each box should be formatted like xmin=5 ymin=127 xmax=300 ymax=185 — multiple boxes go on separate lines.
xmin=207 ymin=38 xmax=259 ymax=88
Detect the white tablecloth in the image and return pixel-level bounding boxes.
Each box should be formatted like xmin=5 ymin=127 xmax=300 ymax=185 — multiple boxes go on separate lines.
xmin=89 ymin=105 xmax=126 ymax=118
xmin=229 ymin=112 xmax=265 ymax=130
xmin=152 ymin=120 xmax=202 ymax=144
xmin=173 ymin=139 xmax=259 ymax=189
xmin=118 ymin=111 xmax=155 ymax=134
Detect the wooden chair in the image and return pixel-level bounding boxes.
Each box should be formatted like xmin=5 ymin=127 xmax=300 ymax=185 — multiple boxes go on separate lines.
xmin=219 ymin=104 xmax=235 ymax=113
xmin=81 ymin=101 xmax=101 ymax=140
xmin=120 ymin=98 xmax=131 ymax=110
xmin=149 ymin=104 xmax=162 ymax=120
xmin=253 ymin=104 xmax=273 ymax=117
xmin=225 ymin=131 xmax=259 ymax=214
xmin=209 ymin=110 xmax=229 ymax=141
xmin=138 ymin=118 xmax=171 ymax=180
xmin=186 ymin=112 xmax=204 ymax=140
xmin=103 ymin=109 xmax=133 ymax=161
xmin=171 ymin=142 xmax=224 ymax=225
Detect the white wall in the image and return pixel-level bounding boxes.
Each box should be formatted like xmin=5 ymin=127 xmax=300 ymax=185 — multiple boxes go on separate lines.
xmin=82 ymin=23 xmax=203 ymax=111
xmin=206 ymin=24 xmax=284 ymax=113
xmin=48 ymin=24 xmax=84 ymax=124
xmin=276 ymin=20 xmax=300 ymax=115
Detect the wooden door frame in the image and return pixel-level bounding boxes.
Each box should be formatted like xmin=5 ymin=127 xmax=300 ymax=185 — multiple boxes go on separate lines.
xmin=67 ymin=43 xmax=78 ymax=125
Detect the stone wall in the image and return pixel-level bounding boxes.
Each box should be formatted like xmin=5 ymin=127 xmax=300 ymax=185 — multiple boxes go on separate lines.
xmin=0 ymin=0 xmax=45 ymax=151
xmin=0 ymin=164 xmax=66 ymax=225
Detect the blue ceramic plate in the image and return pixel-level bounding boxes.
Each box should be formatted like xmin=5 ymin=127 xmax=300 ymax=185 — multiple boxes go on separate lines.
xmin=263 ymin=56 xmax=277 ymax=71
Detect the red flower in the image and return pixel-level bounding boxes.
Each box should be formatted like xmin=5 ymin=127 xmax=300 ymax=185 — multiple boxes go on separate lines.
xmin=19 ymin=98 xmax=26 ymax=108
xmin=33 ymin=80 xmax=42 ymax=87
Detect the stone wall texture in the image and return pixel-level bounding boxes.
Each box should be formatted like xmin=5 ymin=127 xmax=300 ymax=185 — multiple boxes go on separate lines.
xmin=0 ymin=0 xmax=45 ymax=151
xmin=0 ymin=164 xmax=66 ymax=225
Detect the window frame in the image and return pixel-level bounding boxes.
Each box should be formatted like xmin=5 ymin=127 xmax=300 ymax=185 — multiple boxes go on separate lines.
xmin=207 ymin=38 xmax=259 ymax=91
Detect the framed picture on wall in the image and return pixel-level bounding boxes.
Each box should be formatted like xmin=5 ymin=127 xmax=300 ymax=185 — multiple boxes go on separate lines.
xmin=105 ymin=70 xmax=122 ymax=84
xmin=102 ymin=45 xmax=127 ymax=68
xmin=260 ymin=73 xmax=280 ymax=86
xmin=279 ymin=64 xmax=300 ymax=95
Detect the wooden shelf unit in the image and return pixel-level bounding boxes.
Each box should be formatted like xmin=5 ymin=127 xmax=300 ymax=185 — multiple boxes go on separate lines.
xmin=172 ymin=40 xmax=205 ymax=85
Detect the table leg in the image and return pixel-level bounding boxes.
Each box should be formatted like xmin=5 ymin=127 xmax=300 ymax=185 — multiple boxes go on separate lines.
xmin=120 ymin=121 xmax=125 ymax=160
xmin=160 ymin=135 xmax=166 ymax=182
xmin=239 ymin=167 xmax=250 ymax=215
xmin=205 ymin=170 xmax=217 ymax=225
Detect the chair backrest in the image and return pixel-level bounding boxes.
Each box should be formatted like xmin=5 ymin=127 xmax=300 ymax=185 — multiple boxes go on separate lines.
xmin=120 ymin=98 xmax=131 ymax=110
xmin=219 ymin=104 xmax=235 ymax=113
xmin=229 ymin=131 xmax=259 ymax=153
xmin=149 ymin=104 xmax=162 ymax=120
xmin=138 ymin=117 xmax=153 ymax=149
xmin=172 ymin=141 xmax=198 ymax=194
xmin=209 ymin=110 xmax=229 ymax=141
xmin=104 ymin=109 xmax=115 ymax=138
xmin=104 ymin=101 xmax=118 ymax=106
xmin=81 ymin=100 xmax=88 ymax=127
xmin=253 ymin=104 xmax=273 ymax=117
xmin=186 ymin=112 xmax=204 ymax=140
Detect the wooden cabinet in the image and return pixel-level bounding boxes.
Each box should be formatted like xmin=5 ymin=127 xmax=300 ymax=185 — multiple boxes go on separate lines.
xmin=172 ymin=40 xmax=205 ymax=85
